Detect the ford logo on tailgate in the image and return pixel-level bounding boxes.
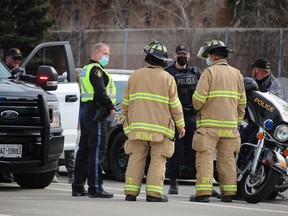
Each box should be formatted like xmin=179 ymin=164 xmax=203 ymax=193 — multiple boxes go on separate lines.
xmin=1 ymin=110 xmax=19 ymax=120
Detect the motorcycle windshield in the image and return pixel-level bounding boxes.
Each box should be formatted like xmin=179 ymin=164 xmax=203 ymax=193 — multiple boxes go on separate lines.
xmin=268 ymin=77 xmax=288 ymax=102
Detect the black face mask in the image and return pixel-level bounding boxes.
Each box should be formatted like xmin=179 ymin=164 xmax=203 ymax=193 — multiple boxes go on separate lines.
xmin=176 ymin=56 xmax=188 ymax=66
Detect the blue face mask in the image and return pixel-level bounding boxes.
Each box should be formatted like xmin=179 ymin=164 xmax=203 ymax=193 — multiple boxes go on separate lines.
xmin=205 ymin=57 xmax=213 ymax=66
xmin=99 ymin=56 xmax=109 ymax=67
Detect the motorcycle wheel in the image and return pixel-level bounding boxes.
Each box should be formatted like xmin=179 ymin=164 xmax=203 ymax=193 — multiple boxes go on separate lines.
xmin=240 ymin=164 xmax=281 ymax=203
xmin=266 ymin=190 xmax=279 ymax=200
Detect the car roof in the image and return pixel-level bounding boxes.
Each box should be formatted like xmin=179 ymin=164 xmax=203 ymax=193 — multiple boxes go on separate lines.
xmin=106 ymin=69 xmax=132 ymax=81
xmin=110 ymin=73 xmax=130 ymax=81
xmin=106 ymin=69 xmax=133 ymax=75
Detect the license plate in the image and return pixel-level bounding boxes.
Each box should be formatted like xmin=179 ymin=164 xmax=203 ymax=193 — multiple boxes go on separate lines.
xmin=0 ymin=144 xmax=22 ymax=158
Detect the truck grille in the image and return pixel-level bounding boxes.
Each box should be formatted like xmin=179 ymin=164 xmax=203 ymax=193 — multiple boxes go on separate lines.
xmin=0 ymin=95 xmax=50 ymax=161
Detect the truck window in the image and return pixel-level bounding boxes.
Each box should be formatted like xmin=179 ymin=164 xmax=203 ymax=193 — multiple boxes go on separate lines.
xmin=24 ymin=46 xmax=69 ymax=82
xmin=0 ymin=60 xmax=11 ymax=78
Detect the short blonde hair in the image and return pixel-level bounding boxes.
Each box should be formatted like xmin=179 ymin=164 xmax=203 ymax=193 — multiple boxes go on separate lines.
xmin=92 ymin=43 xmax=109 ymax=55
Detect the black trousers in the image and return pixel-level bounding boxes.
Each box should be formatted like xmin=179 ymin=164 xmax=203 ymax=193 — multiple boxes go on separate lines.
xmin=72 ymin=104 xmax=107 ymax=194
xmin=240 ymin=121 xmax=259 ymax=144
xmin=166 ymin=114 xmax=197 ymax=179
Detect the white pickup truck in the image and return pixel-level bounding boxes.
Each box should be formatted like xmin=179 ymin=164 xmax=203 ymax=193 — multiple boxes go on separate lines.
xmin=21 ymin=41 xmax=80 ymax=165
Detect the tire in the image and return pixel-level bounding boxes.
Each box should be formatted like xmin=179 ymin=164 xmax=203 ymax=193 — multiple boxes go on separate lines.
xmin=240 ymin=164 xmax=281 ymax=203
xmin=109 ymin=132 xmax=128 ymax=182
xmin=14 ymin=171 xmax=55 ymax=189
xmin=266 ymin=190 xmax=279 ymax=200
xmin=266 ymin=176 xmax=288 ymax=200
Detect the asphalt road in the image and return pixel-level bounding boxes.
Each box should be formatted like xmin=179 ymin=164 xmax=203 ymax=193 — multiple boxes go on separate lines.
xmin=0 ymin=172 xmax=288 ymax=216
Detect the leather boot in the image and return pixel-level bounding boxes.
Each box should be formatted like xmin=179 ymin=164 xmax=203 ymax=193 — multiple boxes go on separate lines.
xmin=146 ymin=195 xmax=168 ymax=202
xmin=168 ymin=178 xmax=178 ymax=194
xmin=190 ymin=195 xmax=210 ymax=202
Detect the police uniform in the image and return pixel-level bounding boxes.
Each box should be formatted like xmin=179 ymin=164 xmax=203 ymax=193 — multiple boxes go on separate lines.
xmin=72 ymin=60 xmax=116 ymax=196
xmin=192 ymin=59 xmax=246 ymax=198
xmin=241 ymin=58 xmax=278 ymax=144
xmin=165 ymin=63 xmax=201 ymax=180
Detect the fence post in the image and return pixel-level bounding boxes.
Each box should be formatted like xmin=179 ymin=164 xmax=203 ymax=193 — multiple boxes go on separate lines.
xmin=123 ymin=29 xmax=129 ymax=69
xmin=77 ymin=29 xmax=82 ymax=68
xmin=278 ymin=28 xmax=284 ymax=77
xmin=225 ymin=27 xmax=229 ymax=45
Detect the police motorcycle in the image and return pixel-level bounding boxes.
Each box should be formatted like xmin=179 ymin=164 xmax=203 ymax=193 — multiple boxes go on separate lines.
xmin=236 ymin=77 xmax=288 ymax=203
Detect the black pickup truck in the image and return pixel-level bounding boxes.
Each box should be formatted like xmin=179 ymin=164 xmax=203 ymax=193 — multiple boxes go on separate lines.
xmin=0 ymin=60 xmax=64 ymax=188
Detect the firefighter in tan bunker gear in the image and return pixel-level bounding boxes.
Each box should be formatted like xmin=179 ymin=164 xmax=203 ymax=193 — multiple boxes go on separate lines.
xmin=121 ymin=41 xmax=185 ymax=202
xmin=190 ymin=40 xmax=246 ymax=203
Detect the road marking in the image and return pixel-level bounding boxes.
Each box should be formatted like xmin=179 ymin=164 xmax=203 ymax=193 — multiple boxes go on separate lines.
xmin=184 ymin=201 xmax=288 ymax=214
xmin=49 ymin=185 xmax=287 ymax=214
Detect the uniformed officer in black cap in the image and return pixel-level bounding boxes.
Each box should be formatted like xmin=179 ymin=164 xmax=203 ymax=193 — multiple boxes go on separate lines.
xmin=5 ymin=48 xmax=23 ymax=70
xmin=165 ymin=43 xmax=201 ymax=194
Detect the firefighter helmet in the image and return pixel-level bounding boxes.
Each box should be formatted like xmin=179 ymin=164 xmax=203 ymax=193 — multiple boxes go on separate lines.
xmin=202 ymin=40 xmax=234 ymax=58
xmin=143 ymin=41 xmax=172 ymax=61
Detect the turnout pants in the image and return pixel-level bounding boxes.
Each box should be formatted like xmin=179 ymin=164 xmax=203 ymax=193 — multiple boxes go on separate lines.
xmin=72 ymin=104 xmax=107 ymax=194
xmin=192 ymin=127 xmax=240 ymax=197
xmin=124 ymin=137 xmax=174 ymax=198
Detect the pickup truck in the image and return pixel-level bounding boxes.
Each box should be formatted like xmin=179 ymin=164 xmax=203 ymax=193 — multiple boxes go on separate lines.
xmin=0 ymin=59 xmax=64 ymax=188
xmin=1 ymin=41 xmax=79 ymax=188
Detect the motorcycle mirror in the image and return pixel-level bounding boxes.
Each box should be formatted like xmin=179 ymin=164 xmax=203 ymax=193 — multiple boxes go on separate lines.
xmin=264 ymin=119 xmax=274 ymax=130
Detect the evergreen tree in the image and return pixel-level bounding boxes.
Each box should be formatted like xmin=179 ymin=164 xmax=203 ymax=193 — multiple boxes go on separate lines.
xmin=0 ymin=0 xmax=54 ymax=58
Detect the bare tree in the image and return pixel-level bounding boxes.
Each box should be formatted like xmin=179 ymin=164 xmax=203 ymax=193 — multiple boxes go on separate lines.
xmin=229 ymin=0 xmax=288 ymax=27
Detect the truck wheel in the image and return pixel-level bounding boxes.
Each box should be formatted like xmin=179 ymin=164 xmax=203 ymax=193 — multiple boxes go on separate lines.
xmin=109 ymin=132 xmax=128 ymax=182
xmin=14 ymin=171 xmax=55 ymax=189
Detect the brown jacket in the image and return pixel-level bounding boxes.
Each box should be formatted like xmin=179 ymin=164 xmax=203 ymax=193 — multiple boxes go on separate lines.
xmin=121 ymin=65 xmax=185 ymax=141
xmin=192 ymin=59 xmax=246 ymax=131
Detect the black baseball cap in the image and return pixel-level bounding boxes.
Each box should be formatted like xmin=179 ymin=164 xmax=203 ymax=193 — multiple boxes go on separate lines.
xmin=6 ymin=48 xmax=22 ymax=58
xmin=250 ymin=57 xmax=270 ymax=69
xmin=175 ymin=44 xmax=189 ymax=54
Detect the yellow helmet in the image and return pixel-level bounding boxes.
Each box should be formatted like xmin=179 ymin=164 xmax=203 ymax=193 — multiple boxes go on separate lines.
xmin=202 ymin=40 xmax=234 ymax=58
xmin=143 ymin=41 xmax=172 ymax=61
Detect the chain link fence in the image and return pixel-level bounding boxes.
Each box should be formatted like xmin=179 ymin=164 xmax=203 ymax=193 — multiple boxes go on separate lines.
xmin=50 ymin=28 xmax=288 ymax=77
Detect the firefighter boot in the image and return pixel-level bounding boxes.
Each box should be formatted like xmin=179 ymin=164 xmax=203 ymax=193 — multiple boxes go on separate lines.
xmin=168 ymin=178 xmax=178 ymax=194
xmin=190 ymin=195 xmax=210 ymax=203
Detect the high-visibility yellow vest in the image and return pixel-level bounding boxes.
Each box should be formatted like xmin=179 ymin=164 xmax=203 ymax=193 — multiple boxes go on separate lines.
xmin=80 ymin=63 xmax=116 ymax=104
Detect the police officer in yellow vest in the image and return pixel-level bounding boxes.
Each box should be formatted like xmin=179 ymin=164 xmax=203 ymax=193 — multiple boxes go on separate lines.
xmin=121 ymin=41 xmax=185 ymax=202
xmin=190 ymin=40 xmax=246 ymax=203
xmin=72 ymin=43 xmax=116 ymax=198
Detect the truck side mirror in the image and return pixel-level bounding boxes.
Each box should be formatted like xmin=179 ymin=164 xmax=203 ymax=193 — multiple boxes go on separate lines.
xmin=11 ymin=67 xmax=24 ymax=78
xmin=36 ymin=65 xmax=58 ymax=91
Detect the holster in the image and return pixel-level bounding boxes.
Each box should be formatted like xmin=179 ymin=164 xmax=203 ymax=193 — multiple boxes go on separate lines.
xmin=93 ymin=101 xmax=108 ymax=122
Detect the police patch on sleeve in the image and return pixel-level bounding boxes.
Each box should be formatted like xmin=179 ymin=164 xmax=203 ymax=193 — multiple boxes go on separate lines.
xmin=94 ymin=70 xmax=102 ymax=77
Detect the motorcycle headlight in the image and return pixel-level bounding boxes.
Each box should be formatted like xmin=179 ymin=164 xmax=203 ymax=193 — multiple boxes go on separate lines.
xmin=47 ymin=101 xmax=61 ymax=128
xmin=274 ymin=124 xmax=288 ymax=142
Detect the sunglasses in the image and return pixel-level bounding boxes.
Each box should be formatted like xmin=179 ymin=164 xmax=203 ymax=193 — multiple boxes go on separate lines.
xmin=12 ymin=56 xmax=22 ymax=61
